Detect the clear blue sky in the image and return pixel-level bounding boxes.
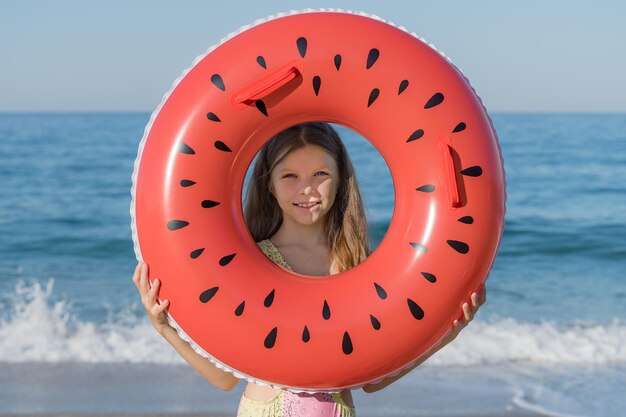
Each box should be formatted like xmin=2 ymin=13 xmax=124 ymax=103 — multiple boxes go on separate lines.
xmin=1 ymin=0 xmax=625 ymax=112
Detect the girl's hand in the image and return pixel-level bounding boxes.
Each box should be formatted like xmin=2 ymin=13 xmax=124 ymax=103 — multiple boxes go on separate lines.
xmin=362 ymin=286 xmax=487 ymax=393
xmin=442 ymin=286 xmax=486 ymax=345
xmin=132 ymin=262 xmax=171 ymax=334
xmin=131 ymin=263 xmax=239 ymax=390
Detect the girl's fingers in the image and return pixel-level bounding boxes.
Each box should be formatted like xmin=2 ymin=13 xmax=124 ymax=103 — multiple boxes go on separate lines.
xmin=153 ymin=299 xmax=169 ymax=315
xmin=452 ymin=291 xmax=485 ymax=335
xmin=139 ymin=263 xmax=150 ymax=293
xmin=462 ymin=302 xmax=473 ymax=322
xmin=479 ymin=287 xmax=487 ymax=304
xmin=132 ymin=263 xmax=142 ymax=288
xmin=147 ymin=279 xmax=160 ymax=304
xmin=471 ymin=292 xmax=479 ymax=309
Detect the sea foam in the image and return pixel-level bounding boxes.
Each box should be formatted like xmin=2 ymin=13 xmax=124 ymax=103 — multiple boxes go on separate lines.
xmin=1 ymin=280 xmax=625 ymax=365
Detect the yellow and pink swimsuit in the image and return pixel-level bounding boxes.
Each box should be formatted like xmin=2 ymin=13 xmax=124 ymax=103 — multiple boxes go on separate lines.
xmin=236 ymin=240 xmax=356 ymax=417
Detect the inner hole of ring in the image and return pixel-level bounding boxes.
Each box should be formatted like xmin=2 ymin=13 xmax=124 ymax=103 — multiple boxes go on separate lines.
xmin=241 ymin=122 xmax=394 ymax=277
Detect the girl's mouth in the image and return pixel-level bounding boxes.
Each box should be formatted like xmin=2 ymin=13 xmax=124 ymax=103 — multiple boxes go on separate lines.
xmin=294 ymin=201 xmax=320 ymax=209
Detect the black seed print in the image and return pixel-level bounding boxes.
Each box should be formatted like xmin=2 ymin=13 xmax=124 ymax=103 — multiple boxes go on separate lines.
xmin=214 ymin=141 xmax=232 ymax=152
xmin=264 ymin=327 xmax=278 ymax=348
xmin=366 ymin=48 xmax=379 ymax=69
xmin=235 ymin=301 xmax=245 ymax=316
xmin=407 ymin=298 xmax=425 ymax=320
xmin=342 ymin=332 xmax=353 ymax=355
xmin=461 ymin=166 xmax=483 ymax=177
xmin=296 ymin=37 xmax=307 ymax=58
xmin=334 ymin=54 xmax=342 ymax=70
xmin=416 ymin=184 xmax=435 ymax=192
xmin=211 ymin=74 xmax=225 ymax=91
xmin=398 ymin=79 xmax=409 ymax=95
xmin=421 ymin=272 xmax=437 ymax=283
xmin=180 ymin=179 xmax=196 ymax=187
xmin=255 ymin=100 xmax=268 ymax=117
xmin=448 ymin=240 xmax=470 ymax=254
xmin=374 ymin=282 xmax=387 ymax=300
xmin=206 ymin=112 xmax=221 ymax=122
xmin=368 ymin=88 xmax=380 ymax=107
xmin=199 ymin=287 xmax=219 ymax=303
xmin=458 ymin=216 xmax=474 ymax=224
xmin=167 ymin=220 xmax=189 ymax=230
xmin=453 ymin=122 xmax=466 ymax=133
xmin=370 ymin=314 xmax=381 ymax=330
xmin=424 ymin=92 xmax=444 ymax=109
xmin=322 ymin=300 xmax=331 ymax=320
xmin=219 ymin=253 xmax=236 ymax=266
xmin=190 ymin=248 xmax=205 ymax=259
xmin=201 ymin=200 xmax=220 ymax=208
xmin=409 ymin=242 xmax=427 ymax=254
xmin=257 ymin=56 xmax=267 ymax=69
xmin=264 ymin=289 xmax=275 ymax=307
xmin=302 ymin=325 xmax=310 ymax=343
xmin=407 ymin=129 xmax=424 ymax=143
xmin=178 ymin=143 xmax=195 ymax=154
xmin=313 ymin=76 xmax=321 ymax=96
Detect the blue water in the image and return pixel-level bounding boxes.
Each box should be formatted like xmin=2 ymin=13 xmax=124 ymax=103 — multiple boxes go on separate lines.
xmin=0 ymin=113 xmax=625 ymax=416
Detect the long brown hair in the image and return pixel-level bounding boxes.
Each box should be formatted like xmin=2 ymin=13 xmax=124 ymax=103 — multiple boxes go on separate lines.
xmin=244 ymin=122 xmax=369 ymax=273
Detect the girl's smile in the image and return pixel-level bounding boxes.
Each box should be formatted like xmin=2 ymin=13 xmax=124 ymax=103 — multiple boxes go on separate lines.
xmin=294 ymin=201 xmax=320 ymax=209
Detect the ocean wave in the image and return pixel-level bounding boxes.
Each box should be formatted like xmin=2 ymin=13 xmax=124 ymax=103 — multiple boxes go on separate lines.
xmin=0 ymin=280 xmax=181 ymax=363
xmin=1 ymin=280 xmax=625 ymax=365
xmin=430 ymin=318 xmax=626 ymax=366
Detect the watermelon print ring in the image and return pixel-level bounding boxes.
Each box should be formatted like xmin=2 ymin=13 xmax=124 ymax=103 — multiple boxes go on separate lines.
xmin=130 ymin=9 xmax=506 ymax=392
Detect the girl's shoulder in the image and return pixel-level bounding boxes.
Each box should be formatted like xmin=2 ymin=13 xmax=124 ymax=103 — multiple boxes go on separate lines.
xmin=256 ymin=239 xmax=293 ymax=270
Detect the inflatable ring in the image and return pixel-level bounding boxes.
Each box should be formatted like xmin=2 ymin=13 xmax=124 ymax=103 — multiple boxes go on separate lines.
xmin=131 ymin=9 xmax=505 ymax=392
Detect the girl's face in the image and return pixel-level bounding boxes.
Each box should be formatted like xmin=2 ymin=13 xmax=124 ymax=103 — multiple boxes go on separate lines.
xmin=269 ymin=144 xmax=339 ymax=228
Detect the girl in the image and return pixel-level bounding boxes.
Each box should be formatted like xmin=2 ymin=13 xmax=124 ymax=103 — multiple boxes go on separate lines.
xmin=132 ymin=122 xmax=485 ymax=416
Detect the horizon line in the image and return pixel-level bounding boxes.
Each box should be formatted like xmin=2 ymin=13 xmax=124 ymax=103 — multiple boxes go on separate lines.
xmin=1 ymin=110 xmax=625 ymax=115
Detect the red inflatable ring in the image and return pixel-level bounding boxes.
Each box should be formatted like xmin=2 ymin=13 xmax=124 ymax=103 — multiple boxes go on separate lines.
xmin=131 ymin=9 xmax=506 ymax=392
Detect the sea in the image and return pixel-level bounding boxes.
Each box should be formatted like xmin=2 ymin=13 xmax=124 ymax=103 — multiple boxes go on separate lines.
xmin=0 ymin=112 xmax=624 ymax=417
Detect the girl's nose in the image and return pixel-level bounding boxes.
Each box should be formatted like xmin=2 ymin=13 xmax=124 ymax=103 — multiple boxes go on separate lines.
xmin=299 ymin=178 xmax=315 ymax=194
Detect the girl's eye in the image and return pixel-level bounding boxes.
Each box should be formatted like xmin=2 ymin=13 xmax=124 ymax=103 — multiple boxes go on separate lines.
xmin=282 ymin=172 xmax=328 ymax=178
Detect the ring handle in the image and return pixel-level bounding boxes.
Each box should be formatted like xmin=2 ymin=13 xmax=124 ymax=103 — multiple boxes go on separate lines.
xmin=437 ymin=135 xmax=462 ymax=208
xmin=232 ymin=60 xmax=304 ymax=108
